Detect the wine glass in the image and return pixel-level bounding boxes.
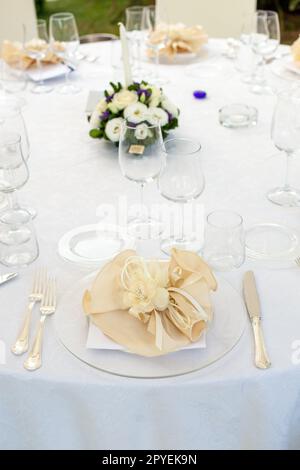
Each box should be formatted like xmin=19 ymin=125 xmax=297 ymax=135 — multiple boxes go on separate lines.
xmin=125 ymin=6 xmax=148 ymax=81
xmin=142 ymin=5 xmax=169 ymax=85
xmin=267 ymin=89 xmax=300 ymax=207
xmin=0 ymin=133 xmax=29 ymax=211
xmin=158 ymin=138 xmax=205 ymax=254
xmin=250 ymin=10 xmax=280 ymax=94
xmin=49 ymin=12 xmax=80 ymax=94
xmin=119 ymin=121 xmax=165 ymax=239
xmin=25 ymin=19 xmax=53 ymax=94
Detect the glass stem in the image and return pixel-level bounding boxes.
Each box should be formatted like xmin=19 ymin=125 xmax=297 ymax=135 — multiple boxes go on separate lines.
xmin=179 ymin=203 xmax=185 ymax=242
xmin=155 ymin=47 xmax=159 ymax=80
xmin=284 ymin=151 xmax=293 ymax=190
xmin=9 ymin=191 xmax=19 ymax=210
xmin=37 ymin=58 xmax=43 ymax=86
xmin=137 ymin=39 xmax=141 ymax=75
xmin=139 ymin=183 xmax=145 ymax=221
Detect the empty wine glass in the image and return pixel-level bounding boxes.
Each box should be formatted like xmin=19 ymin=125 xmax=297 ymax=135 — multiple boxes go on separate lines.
xmin=0 ymin=101 xmax=30 ymax=161
xmin=142 ymin=5 xmax=169 ymax=85
xmin=0 ymin=133 xmax=29 ymax=211
xmin=119 ymin=121 xmax=165 ymax=239
xmin=250 ymin=10 xmax=280 ymax=94
xmin=125 ymin=6 xmax=148 ymax=81
xmin=267 ymin=89 xmax=300 ymax=207
xmin=49 ymin=12 xmax=80 ymax=94
xmin=25 ymin=19 xmax=53 ymax=94
xmin=158 ymin=138 xmax=205 ymax=254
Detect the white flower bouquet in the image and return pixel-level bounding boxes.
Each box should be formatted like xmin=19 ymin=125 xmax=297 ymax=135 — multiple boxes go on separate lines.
xmin=89 ymin=81 xmax=180 ymax=145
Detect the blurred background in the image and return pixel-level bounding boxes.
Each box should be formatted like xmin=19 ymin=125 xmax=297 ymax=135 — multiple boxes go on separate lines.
xmin=35 ymin=0 xmax=300 ymax=43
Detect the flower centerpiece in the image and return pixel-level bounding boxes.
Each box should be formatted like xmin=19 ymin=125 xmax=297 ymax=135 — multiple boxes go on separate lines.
xmin=89 ymin=81 xmax=180 ymax=145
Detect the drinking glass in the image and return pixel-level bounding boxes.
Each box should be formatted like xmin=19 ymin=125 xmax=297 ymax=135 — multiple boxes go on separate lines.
xmin=203 ymin=211 xmax=245 ymax=271
xmin=119 ymin=121 xmax=164 ymax=239
xmin=0 ymin=209 xmax=39 ymax=267
xmin=0 ymin=101 xmax=30 ymax=161
xmin=142 ymin=5 xmax=169 ymax=85
xmin=158 ymin=138 xmax=205 ymax=254
xmin=0 ymin=60 xmax=27 ymax=94
xmin=125 ymin=6 xmax=148 ymax=81
xmin=267 ymin=89 xmax=300 ymax=207
xmin=250 ymin=10 xmax=280 ymax=94
xmin=49 ymin=12 xmax=80 ymax=94
xmin=0 ymin=133 xmax=29 ymax=211
xmin=25 ymin=19 xmax=53 ymax=94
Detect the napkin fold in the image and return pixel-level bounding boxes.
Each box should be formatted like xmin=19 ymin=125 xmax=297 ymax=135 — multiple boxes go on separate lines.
xmin=148 ymin=23 xmax=208 ymax=57
xmin=291 ymin=35 xmax=300 ymax=66
xmin=1 ymin=39 xmax=62 ymax=70
xmin=83 ymin=249 xmax=217 ymax=357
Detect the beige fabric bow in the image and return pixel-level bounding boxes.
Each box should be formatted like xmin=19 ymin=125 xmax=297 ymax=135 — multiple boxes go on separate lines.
xmin=148 ymin=23 xmax=208 ymax=58
xmin=83 ymin=249 xmax=217 ymax=357
xmin=1 ymin=40 xmax=62 ymax=70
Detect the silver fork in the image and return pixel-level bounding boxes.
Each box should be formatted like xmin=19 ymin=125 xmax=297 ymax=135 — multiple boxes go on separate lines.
xmin=11 ymin=269 xmax=47 ymax=355
xmin=295 ymin=257 xmax=300 ymax=268
xmin=24 ymin=277 xmax=56 ymax=371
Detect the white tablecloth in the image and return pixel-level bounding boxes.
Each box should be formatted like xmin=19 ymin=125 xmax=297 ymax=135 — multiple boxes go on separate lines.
xmin=1 ymin=40 xmax=300 ymax=451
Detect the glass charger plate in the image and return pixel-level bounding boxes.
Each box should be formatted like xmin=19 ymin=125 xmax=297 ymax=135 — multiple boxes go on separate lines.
xmin=57 ymin=224 xmax=135 ymax=269
xmin=55 ymin=272 xmax=246 ymax=379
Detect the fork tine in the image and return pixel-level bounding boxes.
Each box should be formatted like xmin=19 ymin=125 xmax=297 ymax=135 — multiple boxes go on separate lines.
xmin=41 ymin=276 xmax=49 ymax=308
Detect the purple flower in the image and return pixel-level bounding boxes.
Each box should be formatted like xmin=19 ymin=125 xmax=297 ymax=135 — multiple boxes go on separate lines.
xmin=105 ymin=94 xmax=114 ymax=103
xmin=167 ymin=111 xmax=173 ymax=123
xmin=137 ymin=89 xmax=151 ymax=98
xmin=100 ymin=111 xmax=110 ymax=121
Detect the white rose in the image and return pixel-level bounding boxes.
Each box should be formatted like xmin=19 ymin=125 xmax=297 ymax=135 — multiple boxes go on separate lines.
xmin=90 ymin=109 xmax=101 ymax=129
xmin=95 ymin=97 xmax=108 ymax=114
xmin=124 ymin=103 xmax=148 ymax=124
xmin=148 ymin=85 xmax=162 ymax=107
xmin=161 ymin=97 xmax=179 ymax=118
xmin=105 ymin=117 xmax=124 ymax=142
xmin=112 ymin=89 xmax=138 ymax=111
xmin=147 ymin=107 xmax=169 ymax=127
xmin=134 ymin=124 xmax=149 ymax=140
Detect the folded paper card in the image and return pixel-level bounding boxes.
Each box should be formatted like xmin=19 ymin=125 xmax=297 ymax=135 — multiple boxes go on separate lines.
xmin=1 ymin=39 xmax=62 ymax=70
xmin=83 ymin=248 xmax=217 ymax=357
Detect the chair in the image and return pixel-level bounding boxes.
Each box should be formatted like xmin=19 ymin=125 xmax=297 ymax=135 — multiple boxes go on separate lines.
xmin=0 ymin=0 xmax=37 ymax=45
xmin=156 ymin=0 xmax=257 ymax=38
xmin=80 ymin=33 xmax=118 ymax=44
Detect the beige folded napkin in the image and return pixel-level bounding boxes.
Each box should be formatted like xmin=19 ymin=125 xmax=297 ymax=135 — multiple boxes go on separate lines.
xmin=83 ymin=248 xmax=217 ymax=357
xmin=148 ymin=23 xmax=208 ymax=57
xmin=1 ymin=39 xmax=62 ymax=70
xmin=291 ymin=35 xmax=300 ymax=65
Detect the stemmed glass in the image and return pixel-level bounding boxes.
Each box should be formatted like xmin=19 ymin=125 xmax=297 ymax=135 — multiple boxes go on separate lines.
xmin=0 ymin=133 xmax=29 ymax=212
xmin=158 ymin=138 xmax=205 ymax=254
xmin=142 ymin=5 xmax=169 ymax=85
xmin=267 ymin=89 xmax=300 ymax=207
xmin=125 ymin=6 xmax=148 ymax=81
xmin=119 ymin=121 xmax=165 ymax=239
xmin=25 ymin=19 xmax=53 ymax=94
xmin=250 ymin=10 xmax=280 ymax=94
xmin=49 ymin=12 xmax=80 ymax=94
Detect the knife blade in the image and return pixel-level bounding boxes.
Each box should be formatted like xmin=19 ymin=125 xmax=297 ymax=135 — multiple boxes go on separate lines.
xmin=0 ymin=272 xmax=18 ymax=286
xmin=243 ymin=271 xmax=271 ymax=370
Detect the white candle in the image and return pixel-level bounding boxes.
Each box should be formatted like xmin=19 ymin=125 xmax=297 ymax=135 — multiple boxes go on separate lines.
xmin=118 ymin=22 xmax=133 ymax=87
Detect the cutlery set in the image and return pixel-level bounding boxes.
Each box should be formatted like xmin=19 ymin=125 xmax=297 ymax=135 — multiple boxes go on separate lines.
xmin=10 ymin=269 xmax=57 ymax=371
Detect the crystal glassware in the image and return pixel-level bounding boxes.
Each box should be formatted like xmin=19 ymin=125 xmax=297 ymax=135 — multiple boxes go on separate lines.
xmin=203 ymin=211 xmax=245 ymax=271
xmin=219 ymin=104 xmax=258 ymax=128
xmin=49 ymin=12 xmax=81 ymax=94
xmin=0 ymin=100 xmax=30 ymax=161
xmin=125 ymin=6 xmax=148 ymax=81
xmin=158 ymin=138 xmax=205 ymax=254
xmin=0 ymin=133 xmax=29 ymax=212
xmin=267 ymin=89 xmax=300 ymax=207
xmin=250 ymin=10 xmax=280 ymax=94
xmin=119 ymin=121 xmax=165 ymax=239
xmin=0 ymin=208 xmax=39 ymax=267
xmin=142 ymin=5 xmax=169 ymax=86
xmin=25 ymin=19 xmax=53 ymax=94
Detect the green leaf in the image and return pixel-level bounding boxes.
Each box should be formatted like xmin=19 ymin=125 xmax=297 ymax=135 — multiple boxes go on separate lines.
xmin=89 ymin=129 xmax=102 ymax=138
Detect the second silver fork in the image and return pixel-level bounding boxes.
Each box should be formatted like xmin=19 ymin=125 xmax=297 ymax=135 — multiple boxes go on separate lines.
xmin=11 ymin=269 xmax=47 ymax=355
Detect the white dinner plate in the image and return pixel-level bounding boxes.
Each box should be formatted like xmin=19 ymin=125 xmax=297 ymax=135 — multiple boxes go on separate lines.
xmin=55 ymin=271 xmax=246 ymax=379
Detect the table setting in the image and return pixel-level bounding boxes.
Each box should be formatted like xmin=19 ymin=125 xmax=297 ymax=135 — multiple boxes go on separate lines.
xmin=0 ymin=4 xmax=300 ymax=450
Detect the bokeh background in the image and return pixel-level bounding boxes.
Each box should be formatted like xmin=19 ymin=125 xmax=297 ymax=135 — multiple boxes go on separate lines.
xmin=35 ymin=0 xmax=299 ymax=43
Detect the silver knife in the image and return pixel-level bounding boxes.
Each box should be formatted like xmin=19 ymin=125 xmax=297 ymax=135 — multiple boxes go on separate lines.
xmin=0 ymin=273 xmax=18 ymax=286
xmin=243 ymin=271 xmax=271 ymax=370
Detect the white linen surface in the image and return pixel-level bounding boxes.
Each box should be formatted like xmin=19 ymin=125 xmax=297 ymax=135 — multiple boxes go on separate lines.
xmin=0 ymin=40 xmax=300 ymax=451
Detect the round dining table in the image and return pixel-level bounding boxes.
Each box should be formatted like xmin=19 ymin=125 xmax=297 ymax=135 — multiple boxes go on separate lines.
xmin=0 ymin=39 xmax=300 ymax=451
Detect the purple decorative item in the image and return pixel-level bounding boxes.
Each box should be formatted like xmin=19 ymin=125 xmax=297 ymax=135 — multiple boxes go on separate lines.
xmin=193 ymin=90 xmax=207 ymax=100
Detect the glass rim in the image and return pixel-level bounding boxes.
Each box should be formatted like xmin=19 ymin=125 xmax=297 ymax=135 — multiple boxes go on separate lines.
xmin=50 ymin=12 xmax=75 ymax=20
xmin=126 ymin=5 xmax=145 ymax=12
xmin=122 ymin=121 xmax=162 ymax=130
xmin=207 ymin=210 xmax=244 ymax=229
xmin=163 ymin=138 xmax=202 ymax=156
xmin=37 ymin=18 xmax=47 ymax=25
xmin=0 ymin=208 xmax=31 ymax=225
xmin=256 ymin=9 xmax=278 ymax=16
